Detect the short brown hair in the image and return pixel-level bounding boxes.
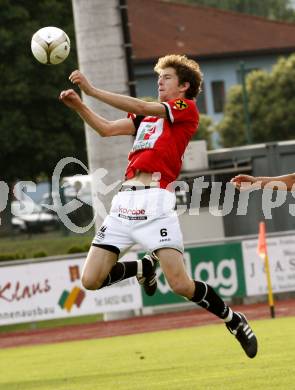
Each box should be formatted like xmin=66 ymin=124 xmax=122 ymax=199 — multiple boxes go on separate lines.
xmin=154 ymin=54 xmax=203 ymax=99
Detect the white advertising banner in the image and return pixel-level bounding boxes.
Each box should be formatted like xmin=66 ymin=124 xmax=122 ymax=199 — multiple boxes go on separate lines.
xmin=242 ymin=235 xmax=295 ymax=296
xmin=0 ymin=253 xmax=142 ymax=325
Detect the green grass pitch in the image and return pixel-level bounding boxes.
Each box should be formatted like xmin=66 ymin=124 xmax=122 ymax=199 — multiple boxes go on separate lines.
xmin=0 ymin=316 xmax=295 ymax=390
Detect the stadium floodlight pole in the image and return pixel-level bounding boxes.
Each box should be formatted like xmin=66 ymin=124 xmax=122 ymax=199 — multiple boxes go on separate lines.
xmin=240 ymin=61 xmax=252 ymax=145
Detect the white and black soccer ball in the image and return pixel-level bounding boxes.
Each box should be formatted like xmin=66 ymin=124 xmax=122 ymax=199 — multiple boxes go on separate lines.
xmin=31 ymin=26 xmax=70 ymax=65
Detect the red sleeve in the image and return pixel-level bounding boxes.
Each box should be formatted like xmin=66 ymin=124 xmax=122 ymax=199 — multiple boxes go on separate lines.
xmin=161 ymin=98 xmax=198 ymax=124
xmin=127 ymin=113 xmax=144 ymax=133
xmin=127 ymin=112 xmax=136 ymax=120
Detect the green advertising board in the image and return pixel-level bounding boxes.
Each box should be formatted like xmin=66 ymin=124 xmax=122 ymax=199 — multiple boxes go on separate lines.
xmin=140 ymin=242 xmax=246 ymax=307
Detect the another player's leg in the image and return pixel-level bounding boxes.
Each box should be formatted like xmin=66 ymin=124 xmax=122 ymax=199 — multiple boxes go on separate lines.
xmin=157 ymin=248 xmax=257 ymax=358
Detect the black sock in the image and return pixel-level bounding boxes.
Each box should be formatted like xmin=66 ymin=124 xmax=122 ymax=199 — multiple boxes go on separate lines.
xmin=141 ymin=256 xmax=153 ymax=276
xmin=191 ymin=281 xmax=230 ymax=320
xmin=100 ymin=261 xmax=137 ymax=288
xmin=100 ymin=257 xmax=153 ymax=289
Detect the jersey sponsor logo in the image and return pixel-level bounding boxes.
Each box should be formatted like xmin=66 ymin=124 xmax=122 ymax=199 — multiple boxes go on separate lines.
xmin=118 ymin=214 xmax=147 ymax=220
xmin=143 ymin=125 xmax=156 ymax=140
xmin=132 ymin=119 xmax=164 ymax=152
xmin=132 ymin=140 xmax=154 ymax=151
xmin=118 ymin=205 xmax=147 ymax=220
xmin=174 ymin=99 xmax=188 ymax=110
xmin=118 ymin=206 xmax=146 ymax=215
xmin=137 ymin=123 xmax=157 ymax=141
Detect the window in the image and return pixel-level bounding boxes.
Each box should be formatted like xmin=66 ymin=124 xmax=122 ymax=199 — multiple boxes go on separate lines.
xmin=196 ymin=84 xmax=207 ymax=114
xmin=211 ymin=81 xmax=225 ymax=113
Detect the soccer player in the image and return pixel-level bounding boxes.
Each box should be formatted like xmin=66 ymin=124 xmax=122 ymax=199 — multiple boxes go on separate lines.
xmin=60 ymin=54 xmax=257 ymax=358
xmin=231 ymin=173 xmax=295 ymax=191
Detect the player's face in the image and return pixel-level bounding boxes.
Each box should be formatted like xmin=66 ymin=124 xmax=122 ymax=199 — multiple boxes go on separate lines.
xmin=157 ymin=67 xmax=186 ymax=102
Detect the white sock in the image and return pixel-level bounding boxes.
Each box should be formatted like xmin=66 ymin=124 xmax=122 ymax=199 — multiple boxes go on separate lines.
xmin=137 ymin=260 xmax=143 ymax=278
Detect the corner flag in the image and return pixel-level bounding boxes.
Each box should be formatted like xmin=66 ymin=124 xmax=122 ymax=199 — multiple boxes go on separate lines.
xmin=258 ymin=221 xmax=267 ymax=257
xmin=258 ymin=221 xmax=275 ymax=318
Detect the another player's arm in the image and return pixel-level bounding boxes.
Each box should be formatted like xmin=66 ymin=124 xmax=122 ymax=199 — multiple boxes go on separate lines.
xmin=231 ymin=173 xmax=295 ymax=191
xmin=69 ymin=70 xmax=167 ymax=118
xmin=59 ymin=89 xmax=136 ymax=137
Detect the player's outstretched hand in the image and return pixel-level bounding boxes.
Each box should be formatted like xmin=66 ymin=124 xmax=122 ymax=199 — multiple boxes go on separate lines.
xmin=230 ymin=174 xmax=260 ymax=191
xmin=69 ymin=70 xmax=93 ymax=96
xmin=59 ymin=89 xmax=83 ymax=110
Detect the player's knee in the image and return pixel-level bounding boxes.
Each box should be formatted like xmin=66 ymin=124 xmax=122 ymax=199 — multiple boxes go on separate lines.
xmin=169 ymin=280 xmax=191 ymax=298
xmin=81 ymin=273 xmax=102 ymax=290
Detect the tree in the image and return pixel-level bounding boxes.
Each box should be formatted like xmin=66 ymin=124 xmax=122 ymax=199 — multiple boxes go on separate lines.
xmin=0 ymin=0 xmax=87 ymax=185
xmin=167 ymin=0 xmax=295 ymax=22
xmin=217 ymin=53 xmax=295 ymax=147
xmin=192 ymin=114 xmax=213 ymax=149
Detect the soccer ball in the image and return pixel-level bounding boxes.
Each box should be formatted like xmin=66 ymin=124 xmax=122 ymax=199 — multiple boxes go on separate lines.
xmin=31 ymin=26 xmax=70 ymax=65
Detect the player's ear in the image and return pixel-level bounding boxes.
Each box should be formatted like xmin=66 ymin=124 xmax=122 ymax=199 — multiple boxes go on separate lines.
xmin=180 ymin=81 xmax=190 ymax=93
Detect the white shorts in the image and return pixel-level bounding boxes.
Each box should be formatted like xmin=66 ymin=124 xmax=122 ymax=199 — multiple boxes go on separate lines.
xmin=92 ymin=188 xmax=184 ymax=256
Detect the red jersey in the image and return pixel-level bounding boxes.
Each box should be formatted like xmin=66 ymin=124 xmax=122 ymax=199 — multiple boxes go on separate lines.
xmin=125 ymin=98 xmax=199 ymax=188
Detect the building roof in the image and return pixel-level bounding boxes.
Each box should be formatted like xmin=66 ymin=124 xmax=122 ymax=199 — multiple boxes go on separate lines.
xmin=128 ymin=0 xmax=295 ymax=62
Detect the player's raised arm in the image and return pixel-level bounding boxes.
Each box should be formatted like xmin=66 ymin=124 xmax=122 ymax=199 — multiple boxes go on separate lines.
xmin=231 ymin=173 xmax=295 ymax=191
xmin=59 ymin=89 xmax=136 ymax=137
xmin=230 ymin=174 xmax=258 ymax=190
xmin=68 ymin=70 xmax=166 ymax=118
